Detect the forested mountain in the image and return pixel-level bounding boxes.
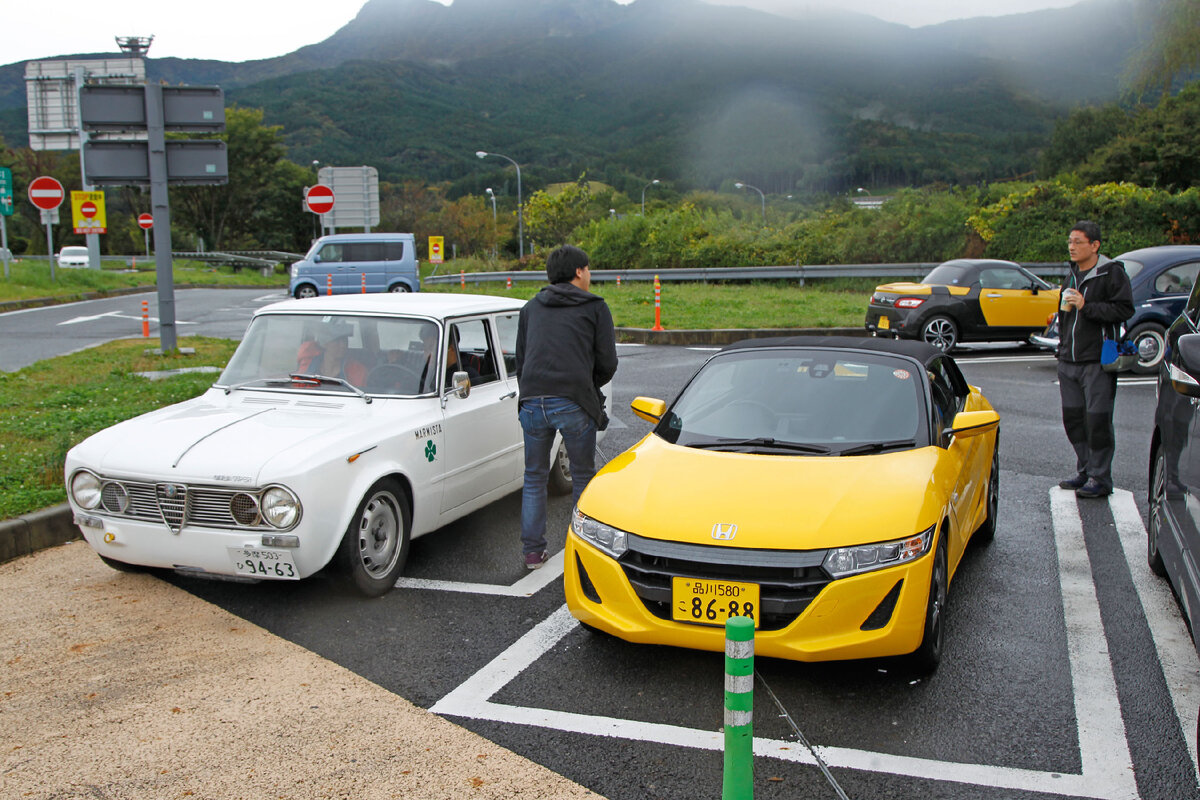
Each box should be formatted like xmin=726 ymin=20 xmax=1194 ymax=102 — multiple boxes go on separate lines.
xmin=0 ymin=0 xmax=1149 ymax=196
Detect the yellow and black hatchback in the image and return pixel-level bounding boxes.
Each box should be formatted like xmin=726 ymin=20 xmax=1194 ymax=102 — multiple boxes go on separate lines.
xmin=866 ymin=259 xmax=1060 ymax=352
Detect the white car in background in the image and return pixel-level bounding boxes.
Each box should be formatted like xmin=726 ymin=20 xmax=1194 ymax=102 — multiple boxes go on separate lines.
xmin=57 ymin=246 xmax=89 ymax=268
xmin=65 ymin=294 xmax=600 ymax=596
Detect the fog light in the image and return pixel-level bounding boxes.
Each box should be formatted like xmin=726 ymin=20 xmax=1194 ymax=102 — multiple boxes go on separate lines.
xmin=261 ymin=534 xmax=299 ymax=548
xmin=103 ymin=532 xmax=116 ymax=543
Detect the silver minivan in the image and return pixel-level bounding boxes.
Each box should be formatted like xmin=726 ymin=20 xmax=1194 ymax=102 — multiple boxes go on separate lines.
xmin=289 ymin=233 xmax=419 ymax=298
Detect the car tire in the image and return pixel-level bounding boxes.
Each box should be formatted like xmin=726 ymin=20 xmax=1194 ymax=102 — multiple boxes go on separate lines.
xmin=338 ymin=478 xmax=411 ymax=597
xmin=1148 ymin=448 xmax=1168 ymax=577
xmin=975 ymin=435 xmax=999 ymax=544
xmin=549 ymin=441 xmax=573 ymax=496
xmin=1129 ymin=323 xmax=1168 ymax=374
xmin=389 ymin=284 xmax=411 ymax=293
xmin=909 ymin=527 xmax=948 ymax=674
xmin=98 ymin=554 xmax=146 ymax=573
xmin=920 ymin=315 xmax=959 ymax=352
xmin=294 ymin=284 xmax=318 ymax=299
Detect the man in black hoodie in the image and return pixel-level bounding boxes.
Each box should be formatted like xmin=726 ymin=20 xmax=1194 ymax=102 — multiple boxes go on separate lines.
xmin=1057 ymin=220 xmax=1134 ymax=498
xmin=515 ymin=245 xmax=619 ymax=568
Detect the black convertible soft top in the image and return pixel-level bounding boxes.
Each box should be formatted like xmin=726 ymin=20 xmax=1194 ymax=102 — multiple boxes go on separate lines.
xmin=721 ymin=335 xmax=944 ymax=369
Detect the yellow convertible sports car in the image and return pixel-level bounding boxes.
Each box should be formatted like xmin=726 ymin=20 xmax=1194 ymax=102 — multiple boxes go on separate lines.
xmin=565 ymin=336 xmax=999 ymax=672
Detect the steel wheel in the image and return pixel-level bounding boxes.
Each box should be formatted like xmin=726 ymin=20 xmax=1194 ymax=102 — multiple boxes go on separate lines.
xmin=338 ymin=479 xmax=410 ymax=597
xmin=389 ymin=284 xmax=411 ymax=293
xmin=920 ymin=315 xmax=959 ymax=352
xmin=548 ymin=441 xmax=573 ymax=496
xmin=1130 ymin=323 xmax=1167 ymax=374
xmin=294 ymin=284 xmax=318 ymax=299
xmin=1149 ymin=449 xmax=1167 ymax=577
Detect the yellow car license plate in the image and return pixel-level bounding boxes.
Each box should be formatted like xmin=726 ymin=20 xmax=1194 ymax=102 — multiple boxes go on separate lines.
xmin=878 ymin=316 xmax=890 ymax=330
xmin=672 ymin=577 xmax=760 ymax=628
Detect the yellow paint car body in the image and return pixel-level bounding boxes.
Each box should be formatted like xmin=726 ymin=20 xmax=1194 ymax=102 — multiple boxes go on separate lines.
xmin=565 ymin=387 xmax=997 ymax=663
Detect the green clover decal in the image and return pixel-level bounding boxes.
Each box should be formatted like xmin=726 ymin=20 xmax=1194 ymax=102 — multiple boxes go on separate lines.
xmin=424 ymin=440 xmax=437 ymax=462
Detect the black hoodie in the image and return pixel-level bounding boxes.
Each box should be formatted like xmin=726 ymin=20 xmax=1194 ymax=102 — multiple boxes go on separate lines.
xmin=515 ymin=282 xmax=619 ymax=426
xmin=1057 ymin=255 xmax=1134 ymax=364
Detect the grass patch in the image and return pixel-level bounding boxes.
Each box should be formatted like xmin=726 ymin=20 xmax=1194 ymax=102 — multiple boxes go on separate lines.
xmin=429 ymin=278 xmax=876 ymax=329
xmin=0 ymin=259 xmax=286 ymax=303
xmin=0 ymin=337 xmax=238 ymax=519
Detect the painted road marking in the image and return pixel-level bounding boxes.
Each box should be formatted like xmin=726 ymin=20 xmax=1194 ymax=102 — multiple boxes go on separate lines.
xmin=425 ymin=490 xmax=1166 ymax=798
xmin=394 ymin=549 xmax=565 ymax=597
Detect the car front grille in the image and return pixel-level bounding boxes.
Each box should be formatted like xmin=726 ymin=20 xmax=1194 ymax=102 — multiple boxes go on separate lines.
xmin=618 ymin=533 xmax=831 ymax=631
xmin=96 ymin=477 xmax=271 ymax=532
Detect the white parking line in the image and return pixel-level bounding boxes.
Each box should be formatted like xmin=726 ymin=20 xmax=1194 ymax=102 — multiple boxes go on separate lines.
xmin=422 ymin=491 xmax=1147 ymax=798
xmin=394 ymin=550 xmax=565 ymax=596
xmin=1109 ymin=490 xmax=1200 ymax=786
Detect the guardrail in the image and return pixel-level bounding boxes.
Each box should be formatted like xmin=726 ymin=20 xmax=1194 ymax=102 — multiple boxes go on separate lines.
xmin=424 ymin=262 xmax=1070 ymax=285
xmin=172 ymin=250 xmax=304 ymax=272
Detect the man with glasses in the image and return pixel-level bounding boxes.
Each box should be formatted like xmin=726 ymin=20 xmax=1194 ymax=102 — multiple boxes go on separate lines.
xmin=515 ymin=245 xmax=618 ymax=568
xmin=1057 ymin=220 xmax=1134 ymax=498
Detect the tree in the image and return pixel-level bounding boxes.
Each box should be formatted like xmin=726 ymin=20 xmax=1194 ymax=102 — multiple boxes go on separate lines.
xmin=172 ymin=106 xmax=311 ymax=251
xmin=1125 ymin=0 xmax=1200 ymax=98
xmin=523 ymin=178 xmax=592 ymax=249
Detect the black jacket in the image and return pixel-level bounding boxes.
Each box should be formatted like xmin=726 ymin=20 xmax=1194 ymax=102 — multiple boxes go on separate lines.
xmin=1057 ymin=255 xmax=1135 ymax=364
xmin=515 ymin=283 xmax=619 ymax=426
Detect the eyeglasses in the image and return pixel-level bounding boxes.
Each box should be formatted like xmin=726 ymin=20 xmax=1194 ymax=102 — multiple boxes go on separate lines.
xmin=1067 ymin=238 xmax=1092 ymax=246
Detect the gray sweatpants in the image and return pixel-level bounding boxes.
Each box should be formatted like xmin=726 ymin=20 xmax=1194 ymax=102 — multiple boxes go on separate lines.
xmin=1057 ymin=359 xmax=1118 ymax=490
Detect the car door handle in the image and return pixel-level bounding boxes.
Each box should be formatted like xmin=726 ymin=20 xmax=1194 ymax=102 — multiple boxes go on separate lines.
xmin=985 ymin=293 xmax=1003 ymax=298
xmin=500 ymin=391 xmax=517 ymax=400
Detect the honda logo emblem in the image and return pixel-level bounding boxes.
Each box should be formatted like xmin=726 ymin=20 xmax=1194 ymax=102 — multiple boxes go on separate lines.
xmin=711 ymin=522 xmax=738 ymax=541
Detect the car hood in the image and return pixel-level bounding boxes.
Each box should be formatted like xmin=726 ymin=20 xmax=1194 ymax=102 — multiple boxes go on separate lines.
xmin=68 ymin=391 xmax=382 ymax=485
xmin=873 ymin=281 xmax=969 ymax=296
xmin=579 ymin=434 xmax=943 ymax=551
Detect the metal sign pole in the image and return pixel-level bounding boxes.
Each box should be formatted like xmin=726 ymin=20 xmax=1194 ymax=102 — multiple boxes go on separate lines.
xmin=74 ymin=66 xmax=102 ymax=271
xmin=44 ymin=213 xmax=55 ymax=281
xmin=144 ymin=228 xmax=150 ymax=257
xmin=1 ymin=215 xmax=9 ymax=279
xmin=144 ymin=83 xmax=177 ymax=352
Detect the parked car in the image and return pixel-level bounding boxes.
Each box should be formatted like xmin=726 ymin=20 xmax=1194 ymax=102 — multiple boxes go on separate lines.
xmin=866 ymin=259 xmax=1060 ymax=352
xmin=290 ymin=233 xmax=419 ymax=298
xmin=565 ymin=336 xmax=999 ymax=672
xmin=57 ymin=246 xmax=89 ymax=269
xmin=65 ymin=294 xmax=601 ymax=596
xmin=1030 ymin=245 xmax=1200 ymax=374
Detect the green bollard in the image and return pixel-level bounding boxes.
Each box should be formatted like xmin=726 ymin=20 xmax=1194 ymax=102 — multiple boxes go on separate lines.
xmin=723 ymin=615 xmax=755 ymax=800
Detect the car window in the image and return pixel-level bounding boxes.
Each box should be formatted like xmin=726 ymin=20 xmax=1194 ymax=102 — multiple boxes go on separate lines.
xmin=657 ymin=349 xmax=926 ymax=451
xmin=317 ymin=244 xmax=344 ymax=263
xmin=1154 ymin=262 xmax=1200 ymax=296
xmin=447 ymin=319 xmax=499 ymax=388
xmin=1187 ymin=280 xmax=1200 ymax=324
xmin=1119 ymin=258 xmax=1146 ymax=280
xmin=979 ymin=268 xmax=1026 ymax=290
xmin=384 ymin=241 xmax=405 ymax=261
xmin=927 ymin=357 xmax=967 ymax=442
xmin=922 ymin=264 xmax=972 ymax=286
xmin=495 ymin=313 xmax=519 ymax=376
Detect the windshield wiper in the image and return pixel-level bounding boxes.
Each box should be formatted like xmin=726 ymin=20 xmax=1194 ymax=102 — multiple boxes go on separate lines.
xmin=285 ymin=373 xmax=373 ymax=403
xmin=690 ymin=437 xmax=832 ymax=454
xmin=836 ymin=439 xmax=916 ymax=456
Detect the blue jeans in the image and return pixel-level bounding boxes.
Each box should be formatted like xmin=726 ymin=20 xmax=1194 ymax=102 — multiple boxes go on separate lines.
xmin=519 ymin=397 xmax=598 ymax=555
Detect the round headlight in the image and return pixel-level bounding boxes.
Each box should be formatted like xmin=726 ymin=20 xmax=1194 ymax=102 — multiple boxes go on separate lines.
xmin=230 ymin=492 xmax=262 ymax=526
xmin=260 ymin=486 xmax=300 ymax=529
xmin=70 ymin=471 xmax=103 ymax=510
xmin=100 ymin=482 xmax=130 ymax=514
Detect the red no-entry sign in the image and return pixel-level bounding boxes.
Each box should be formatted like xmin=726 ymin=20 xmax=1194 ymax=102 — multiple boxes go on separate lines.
xmin=137 ymin=213 xmax=154 ymax=230
xmin=80 ymin=200 xmax=97 ymax=218
xmin=306 ymin=184 xmax=335 ymax=214
xmin=28 ymin=175 xmax=65 ymax=211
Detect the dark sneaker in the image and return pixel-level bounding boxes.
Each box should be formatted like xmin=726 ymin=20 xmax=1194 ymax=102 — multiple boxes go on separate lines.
xmin=1058 ymin=474 xmax=1087 ymax=490
xmin=524 ymin=550 xmax=549 ymax=569
xmin=1076 ymin=479 xmax=1112 ymax=499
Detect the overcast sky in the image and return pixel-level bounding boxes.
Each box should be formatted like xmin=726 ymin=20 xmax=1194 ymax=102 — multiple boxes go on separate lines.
xmin=4 ymin=0 xmax=1084 ymax=66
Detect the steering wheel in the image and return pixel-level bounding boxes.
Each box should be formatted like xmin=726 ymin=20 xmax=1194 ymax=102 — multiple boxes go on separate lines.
xmin=366 ymin=363 xmax=420 ymax=394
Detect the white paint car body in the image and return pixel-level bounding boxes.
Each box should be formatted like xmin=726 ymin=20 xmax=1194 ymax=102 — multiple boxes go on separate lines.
xmin=65 ymin=293 xmax=601 ymax=596
xmin=57 ymin=246 xmax=89 ymax=268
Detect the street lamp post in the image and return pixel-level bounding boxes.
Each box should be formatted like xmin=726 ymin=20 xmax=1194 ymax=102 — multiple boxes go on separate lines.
xmin=485 ymin=187 xmax=497 ymax=259
xmin=641 ymin=178 xmax=660 ymax=216
xmin=476 ymin=151 xmax=523 ymax=259
xmin=734 ymin=182 xmax=765 ymax=223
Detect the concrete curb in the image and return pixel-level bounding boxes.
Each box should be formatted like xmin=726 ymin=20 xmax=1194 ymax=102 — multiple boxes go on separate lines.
xmin=0 ymin=503 xmax=78 ymax=565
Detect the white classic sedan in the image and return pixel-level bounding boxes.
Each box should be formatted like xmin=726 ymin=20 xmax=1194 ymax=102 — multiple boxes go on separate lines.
xmin=65 ymin=293 xmax=590 ymax=596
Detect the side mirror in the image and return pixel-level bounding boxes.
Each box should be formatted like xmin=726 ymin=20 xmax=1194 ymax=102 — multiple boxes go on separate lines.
xmin=631 ymin=396 xmax=666 ymax=424
xmin=312 ymin=254 xmax=322 ymax=263
xmin=947 ymin=409 xmax=999 ymax=440
xmin=1170 ymin=333 xmax=1200 ymax=398
xmin=452 ymin=371 xmax=471 ymax=399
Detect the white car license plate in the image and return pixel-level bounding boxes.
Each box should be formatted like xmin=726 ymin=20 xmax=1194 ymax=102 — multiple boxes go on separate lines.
xmin=228 ymin=546 xmax=299 ymax=580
